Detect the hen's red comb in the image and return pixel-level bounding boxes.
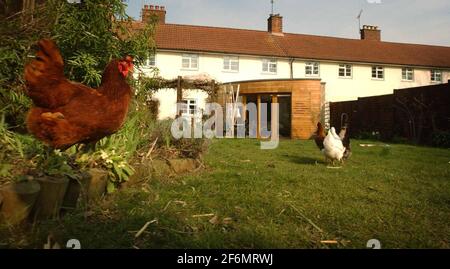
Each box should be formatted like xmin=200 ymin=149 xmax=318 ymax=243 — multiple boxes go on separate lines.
xmin=124 ymin=56 xmax=133 ymax=63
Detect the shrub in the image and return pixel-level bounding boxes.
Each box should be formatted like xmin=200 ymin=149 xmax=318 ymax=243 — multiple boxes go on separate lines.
xmin=432 ymin=131 xmax=450 ymax=148
xmin=0 ymin=0 xmax=157 ymax=188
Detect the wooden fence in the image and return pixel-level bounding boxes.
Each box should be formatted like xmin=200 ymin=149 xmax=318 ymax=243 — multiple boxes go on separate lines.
xmin=330 ymin=82 xmax=450 ymax=144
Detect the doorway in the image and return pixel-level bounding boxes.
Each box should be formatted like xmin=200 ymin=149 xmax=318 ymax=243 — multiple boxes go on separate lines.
xmin=278 ymin=95 xmax=292 ymax=138
xmin=243 ymin=94 xmax=292 ymax=138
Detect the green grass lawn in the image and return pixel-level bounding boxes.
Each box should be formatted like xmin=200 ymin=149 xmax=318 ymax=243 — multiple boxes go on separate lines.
xmin=2 ymin=139 xmax=450 ymax=249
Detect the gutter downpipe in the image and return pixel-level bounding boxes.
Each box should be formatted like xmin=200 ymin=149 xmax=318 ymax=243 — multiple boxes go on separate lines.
xmin=289 ymin=58 xmax=295 ymax=79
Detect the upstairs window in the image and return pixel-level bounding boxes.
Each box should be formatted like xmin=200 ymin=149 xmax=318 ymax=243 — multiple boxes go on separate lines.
xmin=339 ymin=64 xmax=352 ymax=78
xmin=402 ymin=67 xmax=414 ymax=81
xmin=431 ymin=70 xmax=442 ymax=83
xmin=223 ymin=56 xmax=239 ymax=72
xmin=306 ymin=62 xmax=320 ymax=76
xmin=372 ymin=66 xmax=384 ymax=80
xmin=182 ymin=54 xmax=199 ymax=70
xmin=262 ymin=59 xmax=277 ymax=74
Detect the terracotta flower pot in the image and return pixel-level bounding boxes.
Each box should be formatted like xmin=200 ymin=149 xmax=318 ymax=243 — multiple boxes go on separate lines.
xmin=62 ymin=169 xmax=109 ymax=209
xmin=62 ymin=172 xmax=90 ymax=210
xmin=0 ymin=181 xmax=41 ymax=225
xmin=31 ymin=176 xmax=69 ymax=220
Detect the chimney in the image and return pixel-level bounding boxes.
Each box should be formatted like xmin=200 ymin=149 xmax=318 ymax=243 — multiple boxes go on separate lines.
xmin=360 ymin=25 xmax=381 ymax=41
xmin=268 ymin=14 xmax=283 ymax=35
xmin=142 ymin=4 xmax=166 ymax=24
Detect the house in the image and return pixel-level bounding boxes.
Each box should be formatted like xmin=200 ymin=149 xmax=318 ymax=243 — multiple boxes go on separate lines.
xmin=133 ymin=5 xmax=450 ymax=139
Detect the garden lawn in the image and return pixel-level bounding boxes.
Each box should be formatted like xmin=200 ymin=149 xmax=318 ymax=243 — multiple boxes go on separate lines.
xmin=2 ymin=139 xmax=450 ymax=249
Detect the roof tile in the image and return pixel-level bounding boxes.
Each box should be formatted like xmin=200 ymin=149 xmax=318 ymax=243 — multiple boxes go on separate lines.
xmin=144 ymin=23 xmax=450 ymax=68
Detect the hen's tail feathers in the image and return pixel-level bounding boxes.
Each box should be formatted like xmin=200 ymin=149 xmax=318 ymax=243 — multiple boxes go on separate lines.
xmin=339 ymin=124 xmax=352 ymax=159
xmin=36 ymin=39 xmax=64 ymax=69
xmin=340 ymin=125 xmax=351 ymax=148
xmin=339 ymin=126 xmax=347 ymax=141
xmin=314 ymin=122 xmax=325 ymax=150
xmin=24 ymin=39 xmax=64 ymax=85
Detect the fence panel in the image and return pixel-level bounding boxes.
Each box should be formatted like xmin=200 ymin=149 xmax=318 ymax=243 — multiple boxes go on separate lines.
xmin=329 ymin=82 xmax=449 ymax=144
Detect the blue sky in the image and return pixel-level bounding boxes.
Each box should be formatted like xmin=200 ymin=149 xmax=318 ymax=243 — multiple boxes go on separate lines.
xmin=124 ymin=0 xmax=450 ymax=46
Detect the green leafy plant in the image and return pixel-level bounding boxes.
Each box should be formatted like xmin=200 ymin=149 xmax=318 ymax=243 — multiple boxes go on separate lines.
xmin=76 ymin=148 xmax=134 ymax=193
xmin=0 ymin=112 xmax=41 ymax=183
xmin=37 ymin=150 xmax=77 ymax=179
xmin=66 ymin=52 xmax=102 ymax=86
xmin=0 ymin=114 xmax=24 ymax=158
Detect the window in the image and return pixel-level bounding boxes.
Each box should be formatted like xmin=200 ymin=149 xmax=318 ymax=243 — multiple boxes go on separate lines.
xmin=431 ymin=70 xmax=442 ymax=83
xmin=146 ymin=54 xmax=156 ymax=67
xmin=262 ymin=59 xmax=277 ymax=74
xmin=181 ymin=54 xmax=199 ymax=70
xmin=305 ymin=62 xmax=320 ymax=76
xmin=372 ymin=66 xmax=384 ymax=80
xmin=402 ymin=67 xmax=414 ymax=81
xmin=181 ymin=99 xmax=198 ymax=116
xmin=339 ymin=64 xmax=352 ymax=78
xmin=223 ymin=56 xmax=239 ymax=72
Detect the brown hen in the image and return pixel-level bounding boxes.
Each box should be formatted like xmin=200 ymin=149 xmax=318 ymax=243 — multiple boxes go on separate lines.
xmin=25 ymin=39 xmax=134 ymax=149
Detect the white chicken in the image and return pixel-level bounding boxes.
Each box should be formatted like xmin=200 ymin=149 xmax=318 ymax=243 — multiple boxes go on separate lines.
xmin=322 ymin=127 xmax=346 ymax=165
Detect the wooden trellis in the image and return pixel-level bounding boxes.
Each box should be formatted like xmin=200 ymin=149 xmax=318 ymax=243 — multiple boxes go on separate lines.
xmin=139 ymin=75 xmax=220 ymax=102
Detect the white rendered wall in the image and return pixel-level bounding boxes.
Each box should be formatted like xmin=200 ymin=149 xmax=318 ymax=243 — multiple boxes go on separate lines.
xmin=144 ymin=50 xmax=449 ymax=119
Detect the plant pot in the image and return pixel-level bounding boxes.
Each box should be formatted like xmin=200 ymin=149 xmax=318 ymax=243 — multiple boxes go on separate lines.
xmin=151 ymin=159 xmax=173 ymax=178
xmin=0 ymin=181 xmax=41 ymax=225
xmin=31 ymin=176 xmax=69 ymax=220
xmin=83 ymin=168 xmax=108 ymax=202
xmin=62 ymin=169 xmax=108 ymax=208
xmin=121 ymin=163 xmax=149 ymax=189
xmin=168 ymin=158 xmax=198 ymax=174
xmin=62 ymin=172 xmax=90 ymax=210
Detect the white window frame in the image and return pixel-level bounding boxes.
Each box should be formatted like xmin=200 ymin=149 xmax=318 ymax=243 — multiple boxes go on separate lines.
xmin=181 ymin=54 xmax=199 ymax=70
xmin=223 ymin=56 xmax=239 ymax=72
xmin=372 ymin=66 xmax=384 ymax=80
xmin=146 ymin=53 xmax=156 ymax=67
xmin=338 ymin=64 xmax=352 ymax=78
xmin=305 ymin=62 xmax=320 ymax=77
xmin=181 ymin=99 xmax=198 ymax=117
xmin=402 ymin=67 xmax=414 ymax=81
xmin=262 ymin=58 xmax=277 ymax=74
xmin=431 ymin=69 xmax=442 ymax=83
